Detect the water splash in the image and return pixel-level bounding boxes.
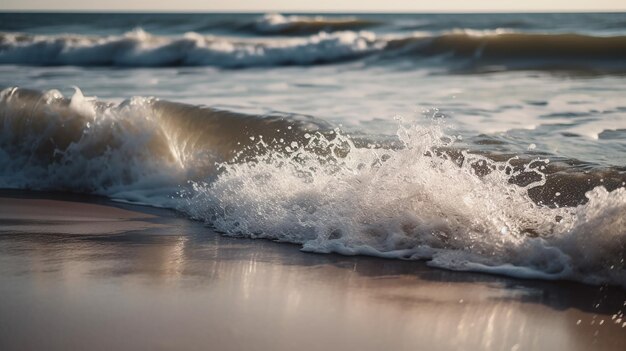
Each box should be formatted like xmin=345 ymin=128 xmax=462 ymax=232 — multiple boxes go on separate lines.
xmin=182 ymin=123 xmax=626 ymax=286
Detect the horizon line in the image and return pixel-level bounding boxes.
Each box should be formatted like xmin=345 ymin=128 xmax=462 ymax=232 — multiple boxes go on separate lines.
xmin=1 ymin=9 xmax=626 ymax=14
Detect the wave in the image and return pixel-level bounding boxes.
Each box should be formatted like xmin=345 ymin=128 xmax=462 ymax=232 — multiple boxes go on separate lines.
xmin=250 ymin=13 xmax=380 ymax=35
xmin=0 ymin=29 xmax=380 ymax=67
xmin=0 ymin=87 xmax=330 ymax=202
xmin=388 ymin=31 xmax=626 ymax=69
xmin=1 ymin=87 xmax=625 ymax=287
xmin=1 ymin=29 xmax=626 ymax=71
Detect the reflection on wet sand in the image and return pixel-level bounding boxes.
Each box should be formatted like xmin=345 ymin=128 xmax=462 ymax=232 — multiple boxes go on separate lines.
xmin=0 ymin=195 xmax=625 ymax=351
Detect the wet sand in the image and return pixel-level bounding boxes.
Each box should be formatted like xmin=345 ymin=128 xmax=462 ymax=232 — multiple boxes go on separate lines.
xmin=0 ymin=191 xmax=624 ymax=351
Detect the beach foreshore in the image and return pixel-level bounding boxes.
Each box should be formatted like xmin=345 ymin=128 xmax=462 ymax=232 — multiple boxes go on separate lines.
xmin=0 ymin=190 xmax=624 ymax=351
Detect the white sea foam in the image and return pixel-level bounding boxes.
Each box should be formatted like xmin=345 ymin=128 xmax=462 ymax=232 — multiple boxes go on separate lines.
xmin=182 ymin=124 xmax=626 ymax=287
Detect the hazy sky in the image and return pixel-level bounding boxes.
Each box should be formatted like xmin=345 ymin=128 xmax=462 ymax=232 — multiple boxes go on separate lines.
xmin=2 ymin=0 xmax=626 ymax=12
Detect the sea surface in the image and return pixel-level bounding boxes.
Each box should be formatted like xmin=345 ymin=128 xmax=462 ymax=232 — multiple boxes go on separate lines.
xmin=0 ymin=12 xmax=625 ymax=287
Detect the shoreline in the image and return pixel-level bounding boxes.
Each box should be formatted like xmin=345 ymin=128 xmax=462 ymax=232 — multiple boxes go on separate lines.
xmin=0 ymin=190 xmax=625 ymax=350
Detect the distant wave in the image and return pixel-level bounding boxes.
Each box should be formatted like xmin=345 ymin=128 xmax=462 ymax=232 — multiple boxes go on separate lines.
xmin=249 ymin=13 xmax=380 ymax=35
xmin=389 ymin=30 xmax=626 ymax=62
xmin=0 ymin=29 xmax=380 ymax=67
xmin=1 ymin=29 xmax=626 ymax=72
xmin=1 ymin=87 xmax=625 ymax=287
xmin=398 ymin=19 xmax=532 ymax=31
xmin=387 ymin=30 xmax=626 ymax=73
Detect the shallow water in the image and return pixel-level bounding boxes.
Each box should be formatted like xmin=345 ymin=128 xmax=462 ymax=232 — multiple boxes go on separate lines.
xmin=1 ymin=213 xmax=625 ymax=351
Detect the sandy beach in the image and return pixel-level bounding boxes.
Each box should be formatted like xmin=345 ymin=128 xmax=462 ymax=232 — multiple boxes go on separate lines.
xmin=0 ymin=190 xmax=624 ymax=351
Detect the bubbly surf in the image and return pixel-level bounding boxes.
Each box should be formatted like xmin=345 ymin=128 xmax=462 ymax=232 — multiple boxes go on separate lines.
xmin=1 ymin=87 xmax=624 ymax=287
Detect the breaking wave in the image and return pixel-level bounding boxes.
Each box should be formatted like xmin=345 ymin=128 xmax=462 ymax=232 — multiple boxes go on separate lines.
xmin=1 ymin=87 xmax=625 ymax=287
xmin=0 ymin=87 xmax=329 ymax=202
xmin=1 ymin=29 xmax=625 ymax=71
xmin=0 ymin=29 xmax=379 ymax=68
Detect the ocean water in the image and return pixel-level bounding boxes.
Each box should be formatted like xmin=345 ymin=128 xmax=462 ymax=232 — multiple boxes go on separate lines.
xmin=0 ymin=12 xmax=625 ymax=287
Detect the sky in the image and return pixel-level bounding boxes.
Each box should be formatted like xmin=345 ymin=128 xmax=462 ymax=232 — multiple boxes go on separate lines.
xmin=1 ymin=0 xmax=626 ymax=12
